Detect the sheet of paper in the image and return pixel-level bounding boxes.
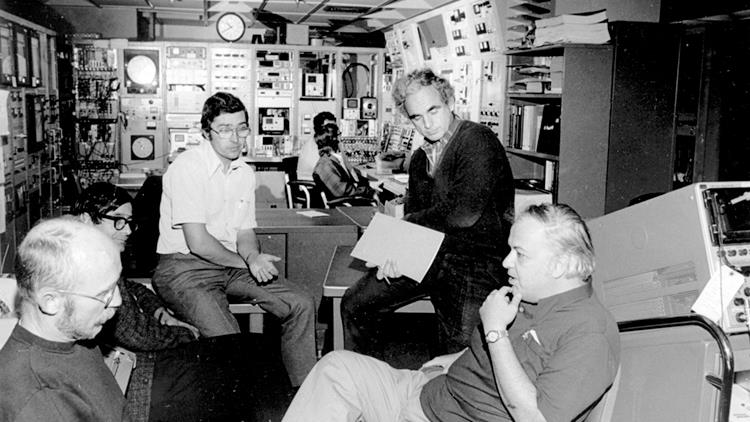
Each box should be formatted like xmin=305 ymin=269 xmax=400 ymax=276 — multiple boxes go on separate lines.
xmin=296 ymin=210 xmax=329 ymax=218
xmin=350 ymin=213 xmax=444 ymax=283
xmin=692 ymin=264 xmax=745 ymax=323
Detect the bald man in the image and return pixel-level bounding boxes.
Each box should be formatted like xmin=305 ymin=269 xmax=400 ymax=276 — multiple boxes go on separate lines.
xmin=0 ymin=217 xmax=129 ymax=421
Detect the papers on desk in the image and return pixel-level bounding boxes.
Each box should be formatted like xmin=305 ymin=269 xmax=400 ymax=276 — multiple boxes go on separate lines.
xmin=297 ymin=210 xmax=329 ymax=218
xmin=351 ymin=213 xmax=444 ymax=282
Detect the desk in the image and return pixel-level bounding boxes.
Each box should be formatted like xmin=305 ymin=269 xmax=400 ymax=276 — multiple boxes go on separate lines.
xmin=336 ymin=206 xmax=377 ymax=235
xmin=356 ymin=165 xmax=408 ymax=196
xmin=323 ymin=245 xmax=435 ymax=350
xmin=255 ymin=209 xmax=359 ymax=316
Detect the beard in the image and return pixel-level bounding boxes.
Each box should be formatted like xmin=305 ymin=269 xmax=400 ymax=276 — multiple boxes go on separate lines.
xmin=55 ymin=299 xmax=109 ymax=340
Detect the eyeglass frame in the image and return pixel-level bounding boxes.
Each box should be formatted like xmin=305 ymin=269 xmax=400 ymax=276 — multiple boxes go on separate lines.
xmin=210 ymin=124 xmax=251 ymax=140
xmin=98 ymin=214 xmax=137 ymax=231
xmin=56 ymin=284 xmax=119 ymax=308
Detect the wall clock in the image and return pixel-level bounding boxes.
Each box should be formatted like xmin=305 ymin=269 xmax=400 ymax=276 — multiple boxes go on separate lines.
xmin=216 ymin=13 xmax=246 ymax=43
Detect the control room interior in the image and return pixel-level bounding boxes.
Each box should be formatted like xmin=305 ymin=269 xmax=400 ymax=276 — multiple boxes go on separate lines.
xmin=3 ymin=0 xmax=750 ymax=420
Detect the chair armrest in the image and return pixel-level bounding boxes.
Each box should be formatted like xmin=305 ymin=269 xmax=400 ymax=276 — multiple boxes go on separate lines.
xmin=288 ymin=180 xmax=317 ymax=189
xmin=327 ymin=196 xmax=377 ymax=208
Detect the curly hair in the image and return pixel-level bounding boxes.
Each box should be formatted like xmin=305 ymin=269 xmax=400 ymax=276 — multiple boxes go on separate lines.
xmin=391 ymin=68 xmax=455 ymax=117
xmin=314 ymin=123 xmax=340 ymax=152
xmin=200 ymin=92 xmax=249 ymax=132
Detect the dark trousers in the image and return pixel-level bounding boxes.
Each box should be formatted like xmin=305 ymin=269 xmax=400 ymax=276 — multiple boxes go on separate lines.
xmin=149 ymin=334 xmax=294 ymax=422
xmin=341 ymin=251 xmax=507 ymax=357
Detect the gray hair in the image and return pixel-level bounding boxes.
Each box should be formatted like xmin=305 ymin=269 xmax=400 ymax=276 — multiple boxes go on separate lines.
xmin=15 ymin=217 xmax=96 ymax=304
xmin=391 ymin=68 xmax=455 ymax=117
xmin=518 ymin=203 xmax=595 ymax=280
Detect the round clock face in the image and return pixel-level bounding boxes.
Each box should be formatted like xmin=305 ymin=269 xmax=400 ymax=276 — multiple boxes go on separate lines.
xmin=216 ymin=13 xmax=246 ymax=42
xmin=126 ymin=55 xmax=157 ymax=85
xmin=132 ymin=137 xmax=154 ymax=159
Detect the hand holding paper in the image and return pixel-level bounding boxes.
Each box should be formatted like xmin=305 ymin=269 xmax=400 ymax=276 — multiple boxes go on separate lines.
xmin=351 ymin=213 xmax=444 ymax=283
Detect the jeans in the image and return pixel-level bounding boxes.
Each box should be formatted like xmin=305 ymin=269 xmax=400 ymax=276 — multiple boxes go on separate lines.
xmin=341 ymin=250 xmax=506 ymax=356
xmin=152 ymin=253 xmax=317 ymax=386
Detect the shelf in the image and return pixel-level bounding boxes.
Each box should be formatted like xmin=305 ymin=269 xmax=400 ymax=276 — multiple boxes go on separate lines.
xmin=504 ymin=43 xmax=611 ymax=56
xmin=506 ymin=147 xmax=558 ymax=162
xmin=507 ymin=92 xmax=561 ymax=102
xmin=74 ymin=117 xmax=118 ymax=123
xmin=299 ymin=96 xmax=335 ymax=101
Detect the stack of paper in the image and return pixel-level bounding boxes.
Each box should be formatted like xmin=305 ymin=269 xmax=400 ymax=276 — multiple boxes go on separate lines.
xmin=505 ymin=0 xmax=553 ymax=49
xmin=534 ymin=9 xmax=610 ymax=46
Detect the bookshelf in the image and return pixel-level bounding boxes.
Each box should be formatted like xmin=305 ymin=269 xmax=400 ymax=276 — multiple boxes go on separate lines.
xmin=504 ymin=43 xmax=613 ymax=218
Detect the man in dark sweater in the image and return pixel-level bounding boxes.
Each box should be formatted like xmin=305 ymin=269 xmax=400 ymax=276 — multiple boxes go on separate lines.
xmin=341 ymin=68 xmax=515 ymax=355
xmin=0 ymin=218 xmax=130 ymax=421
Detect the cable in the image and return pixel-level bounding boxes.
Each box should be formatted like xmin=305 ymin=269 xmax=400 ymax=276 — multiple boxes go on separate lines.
xmin=342 ymin=62 xmax=371 ymax=98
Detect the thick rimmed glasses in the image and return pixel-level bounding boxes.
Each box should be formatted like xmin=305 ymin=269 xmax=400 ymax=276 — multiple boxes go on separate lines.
xmin=210 ymin=124 xmax=251 ymax=140
xmin=57 ymin=284 xmax=119 ymax=308
xmin=99 ymin=215 xmax=137 ymax=231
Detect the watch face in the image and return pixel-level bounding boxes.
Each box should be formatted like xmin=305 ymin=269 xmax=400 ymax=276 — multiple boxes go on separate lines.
xmin=217 ymin=13 xmax=246 ymax=42
xmin=485 ymin=330 xmax=500 ymax=343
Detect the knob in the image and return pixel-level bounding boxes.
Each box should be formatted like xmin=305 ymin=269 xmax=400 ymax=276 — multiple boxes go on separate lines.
xmin=738 ymin=312 xmax=748 ymax=323
xmin=744 ymin=287 xmax=750 ymax=297
xmin=735 ymin=297 xmax=746 ymax=306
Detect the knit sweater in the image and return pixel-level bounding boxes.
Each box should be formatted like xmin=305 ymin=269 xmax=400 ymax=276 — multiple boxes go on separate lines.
xmin=405 ymin=120 xmax=514 ymax=256
xmin=0 ymin=324 xmax=130 ymax=422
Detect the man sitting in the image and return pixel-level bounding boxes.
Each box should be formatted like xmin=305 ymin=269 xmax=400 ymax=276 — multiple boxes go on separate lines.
xmin=0 ymin=218 xmax=129 ymax=421
xmin=312 ymin=123 xmax=376 ymax=202
xmin=283 ymin=203 xmax=620 ymax=422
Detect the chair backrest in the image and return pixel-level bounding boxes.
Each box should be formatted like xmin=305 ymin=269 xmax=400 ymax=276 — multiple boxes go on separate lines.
xmin=0 ymin=276 xmax=18 ymax=349
xmin=584 ymin=365 xmax=622 ymax=422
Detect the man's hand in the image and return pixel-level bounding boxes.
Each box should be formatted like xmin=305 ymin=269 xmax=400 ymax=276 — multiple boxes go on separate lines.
xmin=154 ymin=307 xmax=200 ymax=339
xmin=364 ymin=258 xmax=401 ymax=282
xmin=248 ymin=253 xmax=281 ymax=284
xmin=479 ymin=286 xmax=522 ymax=331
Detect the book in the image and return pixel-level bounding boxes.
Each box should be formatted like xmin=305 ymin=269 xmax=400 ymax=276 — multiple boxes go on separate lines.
xmin=536 ymin=105 xmax=560 ymax=156
xmin=535 ymin=9 xmax=608 ymax=28
xmin=535 ymin=22 xmax=610 ymax=46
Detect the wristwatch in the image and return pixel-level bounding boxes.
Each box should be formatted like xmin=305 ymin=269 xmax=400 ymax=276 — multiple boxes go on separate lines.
xmin=485 ymin=329 xmax=509 ymax=343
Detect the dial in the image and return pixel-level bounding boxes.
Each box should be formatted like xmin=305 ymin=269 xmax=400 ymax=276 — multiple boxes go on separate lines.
xmin=131 ymin=136 xmax=154 ymax=160
xmin=216 ymin=13 xmax=246 ymax=43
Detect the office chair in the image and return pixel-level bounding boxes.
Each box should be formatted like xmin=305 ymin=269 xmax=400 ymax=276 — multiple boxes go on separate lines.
xmin=282 ymin=156 xmax=319 ymax=208
xmin=313 ymin=172 xmax=378 ymax=209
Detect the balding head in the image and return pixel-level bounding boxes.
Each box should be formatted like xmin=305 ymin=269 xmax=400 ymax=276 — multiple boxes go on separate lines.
xmin=15 ymin=217 xmax=122 ymax=341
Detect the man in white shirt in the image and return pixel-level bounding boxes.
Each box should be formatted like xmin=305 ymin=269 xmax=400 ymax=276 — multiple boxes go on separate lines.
xmin=152 ymin=92 xmax=316 ymax=387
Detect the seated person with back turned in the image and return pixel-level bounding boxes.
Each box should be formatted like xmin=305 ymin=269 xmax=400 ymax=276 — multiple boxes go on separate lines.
xmin=283 ymin=203 xmax=621 ymax=422
xmin=152 ymin=92 xmax=316 ymax=387
xmin=342 ymin=68 xmax=515 ymax=357
xmin=0 ymin=218 xmax=129 ymax=421
xmin=297 ymin=111 xmax=336 ymax=181
xmin=73 ymin=182 xmax=294 ymax=421
xmin=313 ymin=123 xmax=377 ymax=202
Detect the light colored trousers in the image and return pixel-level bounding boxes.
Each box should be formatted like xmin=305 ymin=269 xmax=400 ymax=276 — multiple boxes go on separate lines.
xmin=282 ymin=350 xmax=439 ymax=422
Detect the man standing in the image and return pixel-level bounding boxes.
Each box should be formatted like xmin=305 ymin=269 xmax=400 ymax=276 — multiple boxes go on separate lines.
xmin=342 ymin=68 xmax=515 ymax=355
xmin=0 ymin=218 xmax=129 ymax=421
xmin=152 ymin=92 xmax=316 ymax=386
xmin=283 ymin=203 xmax=621 ymax=422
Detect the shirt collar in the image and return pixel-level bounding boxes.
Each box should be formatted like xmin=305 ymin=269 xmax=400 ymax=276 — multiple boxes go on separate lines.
xmin=201 ymin=141 xmax=246 ymax=176
xmin=518 ymin=283 xmax=593 ymax=322
xmin=421 ymin=113 xmax=461 ymax=152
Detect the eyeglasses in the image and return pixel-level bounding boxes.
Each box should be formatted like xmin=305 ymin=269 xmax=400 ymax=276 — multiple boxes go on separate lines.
xmin=99 ymin=215 xmax=137 ymax=231
xmin=57 ymin=284 xmax=119 ymax=308
xmin=210 ymin=125 xmax=251 ymax=140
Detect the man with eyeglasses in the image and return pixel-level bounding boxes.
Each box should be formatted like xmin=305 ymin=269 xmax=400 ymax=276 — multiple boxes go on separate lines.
xmin=0 ymin=217 xmax=129 ymax=421
xmin=152 ymin=92 xmax=316 ymax=387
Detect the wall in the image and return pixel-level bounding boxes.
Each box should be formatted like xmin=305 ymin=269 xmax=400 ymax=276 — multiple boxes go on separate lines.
xmin=53 ymin=6 xmax=137 ymax=39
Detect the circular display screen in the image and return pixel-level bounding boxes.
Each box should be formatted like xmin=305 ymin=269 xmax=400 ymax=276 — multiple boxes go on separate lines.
xmin=126 ymin=55 xmax=157 ymax=85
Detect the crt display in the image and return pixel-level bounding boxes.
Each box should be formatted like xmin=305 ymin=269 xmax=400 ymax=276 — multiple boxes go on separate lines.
xmin=707 ymin=188 xmax=750 ymax=244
